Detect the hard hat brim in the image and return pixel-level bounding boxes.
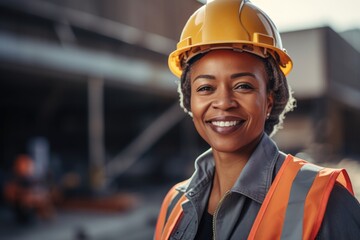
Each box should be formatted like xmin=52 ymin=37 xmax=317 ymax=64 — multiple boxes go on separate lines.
xmin=168 ymin=41 xmax=293 ymax=78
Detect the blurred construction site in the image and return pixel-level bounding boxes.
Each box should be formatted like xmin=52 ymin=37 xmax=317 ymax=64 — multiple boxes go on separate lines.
xmin=0 ymin=0 xmax=359 ymax=239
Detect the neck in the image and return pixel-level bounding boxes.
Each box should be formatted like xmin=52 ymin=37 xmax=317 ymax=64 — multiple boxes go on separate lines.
xmin=207 ymin=152 xmax=249 ymax=214
xmin=212 ymin=151 xmax=248 ymax=194
xmin=206 ymin=134 xmax=263 ymax=214
xmin=213 ymin=132 xmax=262 ymax=188
xmin=212 ymin=133 xmax=261 ymax=192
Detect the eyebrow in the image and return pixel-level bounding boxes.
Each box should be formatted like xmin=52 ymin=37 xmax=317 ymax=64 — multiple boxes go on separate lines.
xmin=230 ymin=72 xmax=256 ymax=79
xmin=193 ymin=74 xmax=215 ymax=82
xmin=193 ymin=72 xmax=256 ymax=82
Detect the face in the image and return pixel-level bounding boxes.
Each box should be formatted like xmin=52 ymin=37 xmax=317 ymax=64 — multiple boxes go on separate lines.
xmin=190 ymin=50 xmax=273 ymax=154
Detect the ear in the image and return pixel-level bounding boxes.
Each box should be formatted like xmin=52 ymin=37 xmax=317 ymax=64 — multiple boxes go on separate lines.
xmin=266 ymin=92 xmax=274 ymax=115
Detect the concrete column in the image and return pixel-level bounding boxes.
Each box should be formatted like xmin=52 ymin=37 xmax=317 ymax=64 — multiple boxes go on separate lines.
xmin=88 ymin=77 xmax=105 ymax=191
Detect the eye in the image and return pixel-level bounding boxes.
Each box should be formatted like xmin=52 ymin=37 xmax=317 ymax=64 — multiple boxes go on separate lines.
xmin=234 ymin=83 xmax=254 ymax=91
xmin=196 ymin=85 xmax=214 ymax=93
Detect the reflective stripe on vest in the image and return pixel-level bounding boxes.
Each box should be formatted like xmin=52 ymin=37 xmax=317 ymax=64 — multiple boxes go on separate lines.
xmin=281 ymin=163 xmax=321 ymax=239
xmin=154 ymin=155 xmax=354 ymax=240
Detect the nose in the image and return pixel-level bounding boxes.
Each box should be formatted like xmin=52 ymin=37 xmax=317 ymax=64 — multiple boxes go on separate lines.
xmin=212 ymin=87 xmax=237 ymax=110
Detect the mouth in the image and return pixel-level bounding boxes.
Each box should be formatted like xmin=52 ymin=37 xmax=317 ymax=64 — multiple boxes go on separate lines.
xmin=206 ymin=117 xmax=245 ymax=134
xmin=211 ymin=120 xmax=241 ymax=127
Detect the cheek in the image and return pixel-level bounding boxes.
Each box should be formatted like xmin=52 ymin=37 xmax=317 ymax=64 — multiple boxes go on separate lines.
xmin=189 ymin=86 xmax=201 ymax=113
xmin=190 ymin=96 xmax=202 ymax=120
xmin=245 ymin=95 xmax=268 ymax=123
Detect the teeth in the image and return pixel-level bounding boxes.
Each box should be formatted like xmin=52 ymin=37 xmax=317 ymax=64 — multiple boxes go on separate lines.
xmin=212 ymin=121 xmax=240 ymax=127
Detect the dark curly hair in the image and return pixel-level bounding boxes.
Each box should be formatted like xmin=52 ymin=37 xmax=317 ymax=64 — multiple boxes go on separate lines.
xmin=177 ymin=52 xmax=296 ymax=136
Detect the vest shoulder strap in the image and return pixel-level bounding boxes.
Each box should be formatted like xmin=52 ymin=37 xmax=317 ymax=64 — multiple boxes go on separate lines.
xmin=154 ymin=180 xmax=189 ymax=240
xmin=248 ymin=154 xmax=354 ymax=240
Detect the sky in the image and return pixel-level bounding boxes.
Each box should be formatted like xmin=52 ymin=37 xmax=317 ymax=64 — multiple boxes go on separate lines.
xmin=251 ymin=0 xmax=360 ymax=32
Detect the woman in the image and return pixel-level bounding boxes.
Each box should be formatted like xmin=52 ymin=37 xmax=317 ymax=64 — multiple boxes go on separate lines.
xmin=155 ymin=0 xmax=360 ymax=239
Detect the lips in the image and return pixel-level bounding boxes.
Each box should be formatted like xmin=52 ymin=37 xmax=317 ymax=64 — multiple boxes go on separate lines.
xmin=206 ymin=117 xmax=245 ymax=135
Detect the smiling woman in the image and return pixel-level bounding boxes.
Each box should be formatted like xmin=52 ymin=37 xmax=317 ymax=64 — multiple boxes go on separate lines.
xmin=154 ymin=0 xmax=360 ymax=239
xmin=190 ymin=51 xmax=271 ymax=158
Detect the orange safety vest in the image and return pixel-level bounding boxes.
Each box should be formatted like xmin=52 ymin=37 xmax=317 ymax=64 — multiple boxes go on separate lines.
xmin=154 ymin=155 xmax=354 ymax=240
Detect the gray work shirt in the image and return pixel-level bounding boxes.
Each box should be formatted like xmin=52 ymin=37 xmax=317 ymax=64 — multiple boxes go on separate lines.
xmin=169 ymin=134 xmax=360 ymax=240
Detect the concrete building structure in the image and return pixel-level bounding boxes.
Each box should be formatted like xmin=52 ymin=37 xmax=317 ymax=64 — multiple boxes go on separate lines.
xmin=1 ymin=1 xmax=359 ymax=239
xmin=1 ymin=0 xmax=359 ymax=190
xmin=0 ymin=0 xmax=204 ymax=192
xmin=274 ymin=27 xmax=360 ymax=162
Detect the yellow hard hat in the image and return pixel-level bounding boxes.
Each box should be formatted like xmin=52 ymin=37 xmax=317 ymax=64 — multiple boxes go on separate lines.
xmin=168 ymin=0 xmax=293 ymax=77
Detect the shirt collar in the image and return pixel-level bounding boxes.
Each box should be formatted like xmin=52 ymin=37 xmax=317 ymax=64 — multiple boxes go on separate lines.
xmin=231 ymin=134 xmax=280 ymax=203
xmin=177 ymin=148 xmax=215 ymax=195
xmin=181 ymin=134 xmax=280 ymax=204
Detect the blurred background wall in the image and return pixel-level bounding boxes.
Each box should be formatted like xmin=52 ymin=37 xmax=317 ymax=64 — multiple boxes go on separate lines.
xmin=0 ymin=0 xmax=359 ymax=239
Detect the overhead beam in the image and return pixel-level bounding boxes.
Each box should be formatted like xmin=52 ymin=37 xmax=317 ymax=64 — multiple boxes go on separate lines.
xmin=0 ymin=0 xmax=177 ymax=55
xmin=0 ymin=32 xmax=177 ymax=91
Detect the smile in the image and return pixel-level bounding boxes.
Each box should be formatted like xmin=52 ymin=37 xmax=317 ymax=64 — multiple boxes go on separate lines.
xmin=211 ymin=121 xmax=241 ymax=127
xmin=206 ymin=118 xmax=245 ymax=135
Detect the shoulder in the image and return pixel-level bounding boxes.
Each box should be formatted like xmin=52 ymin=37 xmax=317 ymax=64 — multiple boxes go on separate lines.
xmin=166 ymin=179 xmax=190 ymax=197
xmin=318 ymin=183 xmax=360 ymax=239
xmin=161 ymin=180 xmax=189 ymax=210
xmin=154 ymin=180 xmax=190 ymax=238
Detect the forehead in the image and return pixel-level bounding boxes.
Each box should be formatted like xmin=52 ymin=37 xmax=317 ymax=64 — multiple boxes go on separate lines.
xmin=190 ymin=50 xmax=266 ymax=75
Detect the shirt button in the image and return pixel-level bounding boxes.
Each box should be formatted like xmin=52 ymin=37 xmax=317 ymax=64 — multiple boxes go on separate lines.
xmin=188 ymin=191 xmax=195 ymax=197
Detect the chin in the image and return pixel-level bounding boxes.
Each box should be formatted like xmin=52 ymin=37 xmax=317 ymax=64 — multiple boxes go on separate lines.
xmin=210 ymin=142 xmax=245 ymax=154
